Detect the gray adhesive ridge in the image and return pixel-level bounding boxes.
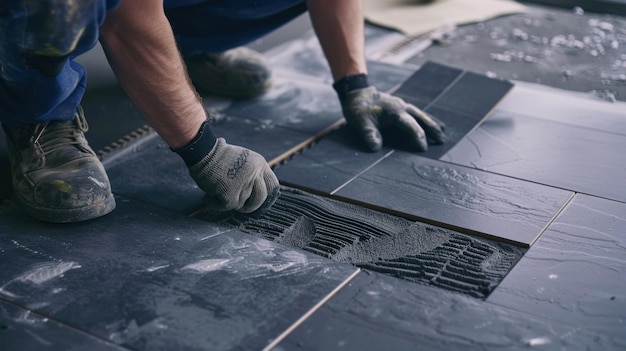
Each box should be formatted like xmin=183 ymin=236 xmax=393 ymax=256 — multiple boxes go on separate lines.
xmin=203 ymin=188 xmax=525 ymax=298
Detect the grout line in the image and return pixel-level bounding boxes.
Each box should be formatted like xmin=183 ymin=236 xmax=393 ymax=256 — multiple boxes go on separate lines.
xmin=423 ymin=70 xmax=467 ymax=111
xmin=0 ymin=297 xmax=132 ymax=351
xmin=262 ymin=269 xmax=361 ymax=351
xmin=529 ymin=191 xmax=577 ymax=247
xmin=330 ymin=149 xmax=395 ymax=196
xmin=268 ymin=119 xmax=346 ymax=168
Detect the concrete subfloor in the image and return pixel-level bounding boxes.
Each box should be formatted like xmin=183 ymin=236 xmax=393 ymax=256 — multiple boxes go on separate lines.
xmin=1 ymin=2 xmax=626 ymax=350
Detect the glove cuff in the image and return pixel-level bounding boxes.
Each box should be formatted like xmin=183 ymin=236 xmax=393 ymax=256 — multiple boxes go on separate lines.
xmin=333 ymin=73 xmax=370 ymax=101
xmin=173 ymin=120 xmax=218 ymax=167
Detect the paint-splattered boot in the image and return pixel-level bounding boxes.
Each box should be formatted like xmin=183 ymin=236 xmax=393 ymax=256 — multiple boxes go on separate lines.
xmin=2 ymin=107 xmax=115 ymax=223
xmin=185 ymin=47 xmax=272 ymax=99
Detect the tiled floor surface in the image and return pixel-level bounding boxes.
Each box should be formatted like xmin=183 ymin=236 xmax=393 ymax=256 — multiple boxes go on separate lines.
xmin=2 ymin=5 xmax=626 ymax=351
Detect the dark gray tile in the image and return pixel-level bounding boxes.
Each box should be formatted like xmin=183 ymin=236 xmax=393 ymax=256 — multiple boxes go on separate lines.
xmin=393 ymin=61 xmax=464 ymax=110
xmin=366 ymin=61 xmax=415 ymax=93
xmin=418 ymin=105 xmax=483 ymax=159
xmin=0 ymin=300 xmax=127 ymax=351
xmin=273 ymin=271 xmax=620 ymax=351
xmin=210 ymin=113 xmax=313 ymax=166
xmin=0 ymin=196 xmax=357 ymax=351
xmin=432 ymin=71 xmax=513 ymax=119
xmin=223 ymin=77 xmax=344 ymax=136
xmin=488 ymin=194 xmax=626 ymax=338
xmin=207 ymin=187 xmax=525 ymax=298
xmin=103 ymin=133 xmax=205 ymax=215
xmin=275 ymin=126 xmax=391 ymax=195
xmin=496 ymin=82 xmax=626 ymax=135
xmin=441 ymin=109 xmax=626 ymax=203
xmin=0 ymin=132 xmax=10 ymax=201
xmin=334 ymin=151 xmax=574 ymax=247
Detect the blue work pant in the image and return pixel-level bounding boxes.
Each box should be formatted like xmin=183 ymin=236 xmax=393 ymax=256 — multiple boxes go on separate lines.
xmin=0 ymin=0 xmax=306 ymax=126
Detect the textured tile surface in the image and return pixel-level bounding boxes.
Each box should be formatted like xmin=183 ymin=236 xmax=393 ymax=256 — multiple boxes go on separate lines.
xmin=335 ymin=151 xmax=573 ymax=247
xmin=273 ymin=271 xmax=618 ymax=351
xmin=442 ymin=108 xmax=626 ymax=203
xmin=0 ymin=197 xmax=357 ymax=351
xmin=0 ymin=300 xmax=127 ymax=351
xmin=103 ymin=133 xmax=205 ymax=215
xmin=488 ymin=194 xmax=626 ymax=340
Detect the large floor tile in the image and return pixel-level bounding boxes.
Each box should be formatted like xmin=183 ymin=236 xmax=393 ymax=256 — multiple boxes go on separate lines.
xmin=334 ymin=151 xmax=574 ymax=247
xmin=488 ymin=194 xmax=626 ymax=339
xmin=496 ymin=82 xmax=626 ymax=135
xmin=223 ymin=76 xmax=344 ymax=136
xmin=393 ymin=61 xmax=464 ymax=110
xmin=272 ymin=271 xmax=617 ymax=351
xmin=441 ymin=109 xmax=626 ymax=203
xmin=274 ymin=127 xmax=392 ymax=195
xmin=431 ymin=71 xmax=513 ymax=119
xmin=210 ymin=113 xmax=314 ymax=166
xmin=0 ymin=196 xmax=357 ymax=351
xmin=0 ymin=300 xmax=127 ymax=351
xmin=103 ymin=133 xmax=205 ymax=215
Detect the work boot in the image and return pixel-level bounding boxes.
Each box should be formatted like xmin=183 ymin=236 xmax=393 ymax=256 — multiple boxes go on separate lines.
xmin=185 ymin=47 xmax=272 ymax=99
xmin=2 ymin=107 xmax=115 ymax=223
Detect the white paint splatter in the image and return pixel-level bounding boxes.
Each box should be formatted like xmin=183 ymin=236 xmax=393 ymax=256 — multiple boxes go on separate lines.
xmin=16 ymin=262 xmax=81 ymax=285
xmin=526 ymin=337 xmax=551 ymax=346
xmin=548 ymin=274 xmax=558 ymax=279
xmin=145 ymin=264 xmax=170 ymax=272
xmin=182 ymin=259 xmax=232 ymax=273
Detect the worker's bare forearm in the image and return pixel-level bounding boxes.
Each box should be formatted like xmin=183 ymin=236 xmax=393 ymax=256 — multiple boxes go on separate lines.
xmin=306 ymin=0 xmax=367 ymax=81
xmin=99 ymin=0 xmax=205 ymax=149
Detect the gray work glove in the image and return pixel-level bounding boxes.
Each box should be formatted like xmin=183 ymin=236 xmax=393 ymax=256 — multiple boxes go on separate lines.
xmin=188 ymin=138 xmax=280 ymax=214
xmin=338 ymin=85 xmax=446 ymax=152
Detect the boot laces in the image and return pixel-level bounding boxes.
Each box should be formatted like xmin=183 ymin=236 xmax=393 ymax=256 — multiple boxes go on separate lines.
xmin=30 ymin=107 xmax=90 ymax=158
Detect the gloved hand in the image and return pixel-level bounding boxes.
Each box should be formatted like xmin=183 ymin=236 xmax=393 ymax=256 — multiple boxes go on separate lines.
xmin=188 ymin=138 xmax=280 ymax=214
xmin=334 ymin=75 xmax=446 ymax=152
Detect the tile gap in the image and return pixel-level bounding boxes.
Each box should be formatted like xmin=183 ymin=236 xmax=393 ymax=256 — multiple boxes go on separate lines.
xmin=330 ymin=149 xmax=395 ymax=196
xmin=528 ymin=192 xmax=577 ymax=247
xmin=422 ymin=70 xmax=467 ymax=111
xmin=269 ymin=119 xmax=346 ymax=168
xmin=0 ymin=297 xmax=132 ymax=350
xmin=262 ymin=269 xmax=361 ymax=351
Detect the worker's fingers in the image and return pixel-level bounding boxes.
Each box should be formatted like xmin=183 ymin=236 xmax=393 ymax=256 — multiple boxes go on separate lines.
xmin=406 ymin=104 xmax=447 ymax=144
xmin=349 ymin=114 xmax=383 ymax=152
xmin=395 ymin=112 xmax=428 ymax=152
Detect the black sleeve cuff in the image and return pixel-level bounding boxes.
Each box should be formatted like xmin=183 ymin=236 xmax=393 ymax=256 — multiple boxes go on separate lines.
xmin=332 ymin=73 xmax=370 ymax=101
xmin=172 ymin=120 xmax=217 ymax=167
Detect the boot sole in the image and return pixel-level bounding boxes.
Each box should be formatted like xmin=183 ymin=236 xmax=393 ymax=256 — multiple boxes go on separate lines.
xmin=15 ymin=192 xmax=116 ymax=223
